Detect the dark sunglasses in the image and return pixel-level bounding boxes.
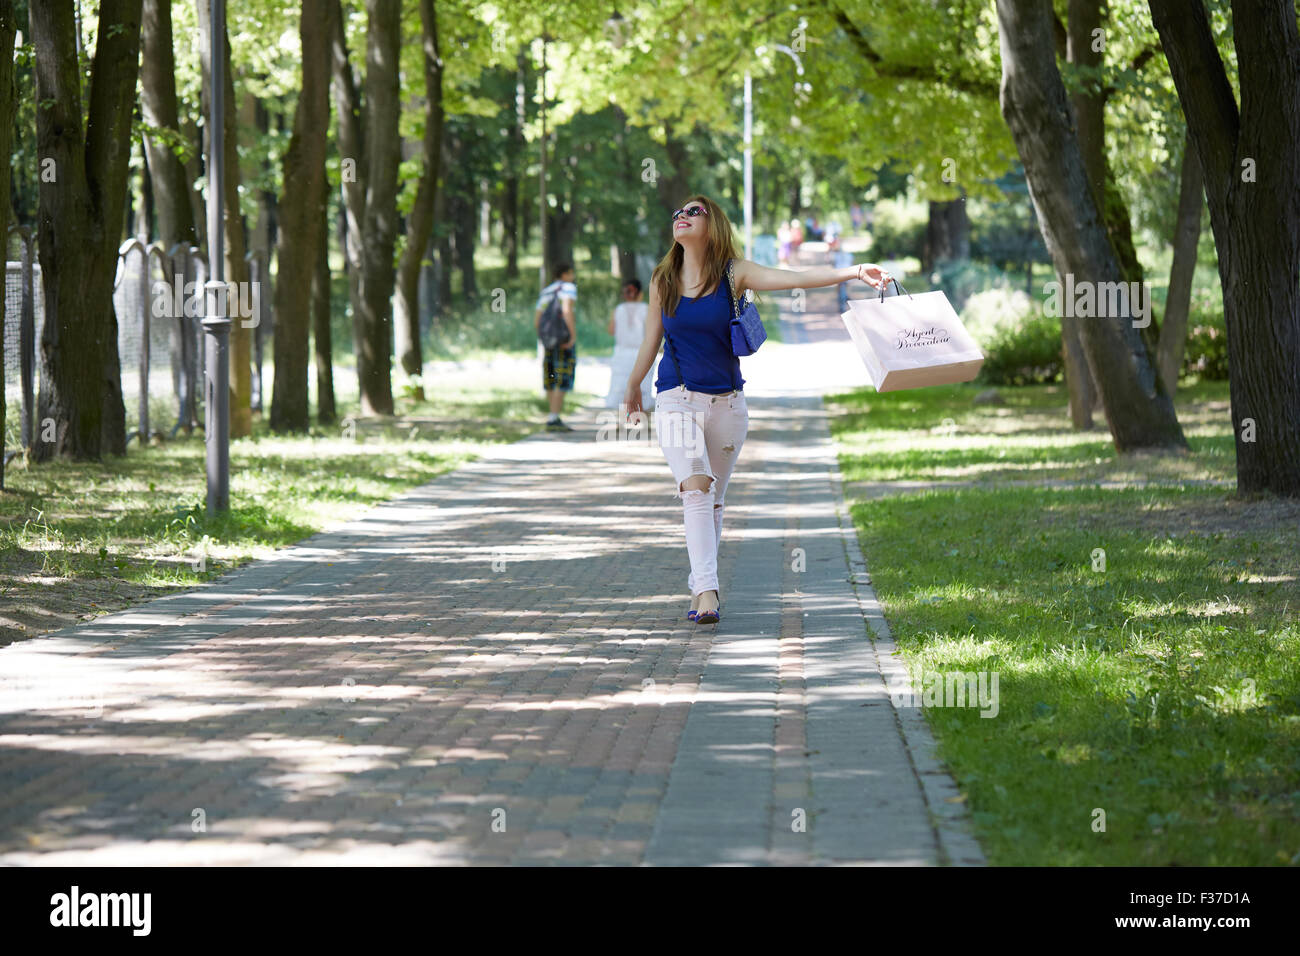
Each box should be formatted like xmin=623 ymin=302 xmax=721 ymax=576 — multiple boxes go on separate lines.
xmin=671 ymin=203 xmax=708 ymax=222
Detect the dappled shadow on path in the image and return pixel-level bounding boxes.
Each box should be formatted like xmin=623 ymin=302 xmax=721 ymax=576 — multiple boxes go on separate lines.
xmin=0 ymin=399 xmax=918 ymax=864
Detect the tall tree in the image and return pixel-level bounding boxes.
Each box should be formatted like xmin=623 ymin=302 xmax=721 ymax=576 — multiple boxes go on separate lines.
xmin=312 ymin=199 xmax=336 ymax=425
xmin=393 ymin=0 xmax=443 ymax=394
xmin=139 ymin=0 xmax=196 ymax=249
xmin=995 ymin=0 xmax=1186 ymax=452
xmin=1149 ymin=0 xmax=1300 ymax=496
xmin=30 ymin=0 xmax=143 ymax=461
xmin=1061 ymin=0 xmax=1103 ymax=428
xmin=1155 ymin=134 xmax=1203 ymax=394
xmin=330 ymin=0 xmax=400 ymax=417
xmin=270 ymin=0 xmax=334 ymax=432
xmin=500 ymin=48 xmax=528 ymax=280
xmin=0 ymin=1 xmax=15 ymax=473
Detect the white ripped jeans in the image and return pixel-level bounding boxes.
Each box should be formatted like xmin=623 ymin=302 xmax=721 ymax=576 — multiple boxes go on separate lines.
xmin=654 ymin=385 xmax=749 ymax=596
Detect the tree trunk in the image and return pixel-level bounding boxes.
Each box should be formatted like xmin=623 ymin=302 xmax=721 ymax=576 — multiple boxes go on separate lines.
xmin=140 ymin=0 xmax=196 ymax=248
xmin=0 ymin=1 xmax=15 ymax=476
xmin=1149 ymin=0 xmax=1300 ymax=496
xmin=312 ymin=198 xmax=335 ymax=425
xmin=1067 ymin=0 xmax=1105 ymax=203
xmin=330 ymin=0 xmax=398 ymax=417
xmin=270 ymin=0 xmax=333 ymax=433
xmin=393 ymin=0 xmax=443 ymax=389
xmin=502 ymin=48 xmax=526 ymax=280
xmin=1063 ymin=0 xmax=1103 ymax=428
xmin=453 ymin=186 xmax=479 ymax=302
xmin=30 ymin=0 xmax=141 ymax=461
xmin=355 ymin=0 xmax=400 ymax=415
xmin=435 ymin=172 xmax=453 ymax=312
xmin=922 ymin=195 xmax=969 ymax=272
xmin=996 ymin=0 xmax=1186 ymax=453
xmin=180 ymin=113 xmax=207 ymax=251
xmin=196 ymin=1 xmax=252 ymax=438
xmin=654 ymin=124 xmax=693 ymax=226
xmin=618 ymin=247 xmax=639 ymax=285
xmin=328 ymin=0 xmax=366 ymax=395
xmin=1155 ymin=132 xmax=1203 ymax=394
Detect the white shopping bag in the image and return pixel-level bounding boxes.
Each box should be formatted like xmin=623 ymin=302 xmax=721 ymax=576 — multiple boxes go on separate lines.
xmin=840 ymin=284 xmax=984 ymax=392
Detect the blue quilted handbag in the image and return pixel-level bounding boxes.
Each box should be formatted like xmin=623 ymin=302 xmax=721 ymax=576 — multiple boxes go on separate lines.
xmin=725 ymin=258 xmax=767 ymax=356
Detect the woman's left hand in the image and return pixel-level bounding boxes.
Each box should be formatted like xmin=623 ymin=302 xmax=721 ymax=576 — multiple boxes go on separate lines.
xmin=856 ymin=262 xmax=892 ymax=289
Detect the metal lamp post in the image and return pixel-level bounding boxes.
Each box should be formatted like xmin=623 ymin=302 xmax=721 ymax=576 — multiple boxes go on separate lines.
xmin=204 ymin=0 xmax=230 ymax=514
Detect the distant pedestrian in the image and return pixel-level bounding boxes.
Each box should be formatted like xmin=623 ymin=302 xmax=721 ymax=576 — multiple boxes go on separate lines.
xmin=825 ymin=220 xmax=841 ymax=259
xmin=850 ymin=202 xmax=864 ymax=234
xmin=535 ymin=262 xmax=577 ymax=432
xmin=789 ymin=219 xmax=805 ymax=263
xmin=777 ymin=221 xmax=792 ymax=265
xmin=606 ymin=278 xmax=652 ymax=410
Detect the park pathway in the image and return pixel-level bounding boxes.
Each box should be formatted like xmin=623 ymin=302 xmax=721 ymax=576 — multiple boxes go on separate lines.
xmin=0 ymin=274 xmax=984 ymax=865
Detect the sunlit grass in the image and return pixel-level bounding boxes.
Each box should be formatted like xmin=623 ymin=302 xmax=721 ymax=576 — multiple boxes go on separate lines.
xmin=828 ymin=379 xmax=1300 ymax=865
xmin=827 ymin=379 xmax=1236 ymax=485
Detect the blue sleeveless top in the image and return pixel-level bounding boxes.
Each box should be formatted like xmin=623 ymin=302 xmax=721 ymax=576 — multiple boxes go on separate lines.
xmin=655 ymin=276 xmax=745 ymax=394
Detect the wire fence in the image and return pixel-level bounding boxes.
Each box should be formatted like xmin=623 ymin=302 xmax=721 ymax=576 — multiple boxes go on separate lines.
xmin=3 ymin=230 xmax=270 ymax=474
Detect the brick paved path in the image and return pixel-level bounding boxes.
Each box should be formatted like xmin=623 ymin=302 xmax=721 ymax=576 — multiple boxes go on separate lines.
xmin=0 ymin=286 xmax=983 ymax=865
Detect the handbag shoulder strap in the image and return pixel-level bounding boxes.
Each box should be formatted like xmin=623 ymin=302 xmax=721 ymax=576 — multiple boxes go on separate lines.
xmin=724 ymin=259 xmax=741 ymax=392
xmin=725 ymin=258 xmax=741 ymax=319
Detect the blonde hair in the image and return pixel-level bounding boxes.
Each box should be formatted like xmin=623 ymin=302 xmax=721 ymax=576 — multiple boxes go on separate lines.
xmin=652 ymin=194 xmax=739 ymax=319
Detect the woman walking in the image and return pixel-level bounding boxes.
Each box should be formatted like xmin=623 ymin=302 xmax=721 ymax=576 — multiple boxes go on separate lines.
xmin=621 ymin=194 xmax=890 ymax=625
xmin=605 ymin=278 xmax=652 ymax=410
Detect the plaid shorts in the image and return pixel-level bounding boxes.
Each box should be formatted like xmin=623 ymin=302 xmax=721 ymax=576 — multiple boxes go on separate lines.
xmin=543 ymin=346 xmax=576 ymax=392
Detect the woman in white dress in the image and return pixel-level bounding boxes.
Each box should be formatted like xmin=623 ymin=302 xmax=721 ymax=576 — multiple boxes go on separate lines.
xmin=605 ymin=278 xmax=654 ymax=409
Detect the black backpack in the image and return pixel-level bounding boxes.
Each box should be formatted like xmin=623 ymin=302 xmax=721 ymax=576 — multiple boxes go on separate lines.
xmin=538 ymin=287 xmax=569 ymax=349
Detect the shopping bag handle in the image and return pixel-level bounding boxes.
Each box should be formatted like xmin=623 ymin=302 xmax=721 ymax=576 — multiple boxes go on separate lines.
xmin=877 ymin=277 xmax=912 ymax=301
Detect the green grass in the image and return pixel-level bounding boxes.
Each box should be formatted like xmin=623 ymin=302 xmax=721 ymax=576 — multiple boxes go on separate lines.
xmin=832 ymin=379 xmax=1236 ymax=485
xmin=0 ymin=382 xmax=591 ymax=644
xmin=827 ymin=379 xmax=1300 ymax=865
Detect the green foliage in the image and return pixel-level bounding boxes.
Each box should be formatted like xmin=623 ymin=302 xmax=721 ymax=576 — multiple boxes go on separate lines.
xmin=928 ymin=259 xmax=1015 ymax=311
xmin=976 ymin=311 xmax=1064 ymax=386
xmin=1183 ymin=309 xmax=1230 ymax=381
xmin=968 ymin=167 xmax=1051 ymax=271
xmin=428 ymin=263 xmax=624 ymax=358
xmin=959 ymin=286 xmax=1064 ymax=386
xmin=869 ymin=196 xmax=926 ymax=260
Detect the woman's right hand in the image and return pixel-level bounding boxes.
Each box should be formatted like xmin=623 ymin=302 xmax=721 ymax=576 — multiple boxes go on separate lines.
xmin=624 ymin=383 xmax=644 ymax=421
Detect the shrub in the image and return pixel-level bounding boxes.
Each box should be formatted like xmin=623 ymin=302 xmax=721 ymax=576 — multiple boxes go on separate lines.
xmin=961 ymin=287 xmax=1063 ymax=386
xmin=870 ymin=198 xmax=926 ymax=261
xmin=1182 ymin=308 xmax=1230 ymax=380
xmin=927 ymin=259 xmax=1014 ymax=311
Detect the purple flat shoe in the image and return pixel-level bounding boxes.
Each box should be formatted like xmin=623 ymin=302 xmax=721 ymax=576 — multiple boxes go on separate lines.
xmin=695 ymin=607 xmax=720 ymax=625
xmin=686 ymin=609 xmax=698 ymax=621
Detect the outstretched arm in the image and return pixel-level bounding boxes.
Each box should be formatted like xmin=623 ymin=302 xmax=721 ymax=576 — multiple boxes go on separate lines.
xmin=734 ymin=259 xmax=891 ymax=296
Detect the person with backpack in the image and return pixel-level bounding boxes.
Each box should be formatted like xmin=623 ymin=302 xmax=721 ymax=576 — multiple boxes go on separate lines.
xmin=535 ymin=263 xmax=578 ymax=432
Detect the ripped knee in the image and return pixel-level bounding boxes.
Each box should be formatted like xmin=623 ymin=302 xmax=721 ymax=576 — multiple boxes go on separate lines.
xmin=680 ymin=474 xmax=714 ymax=494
